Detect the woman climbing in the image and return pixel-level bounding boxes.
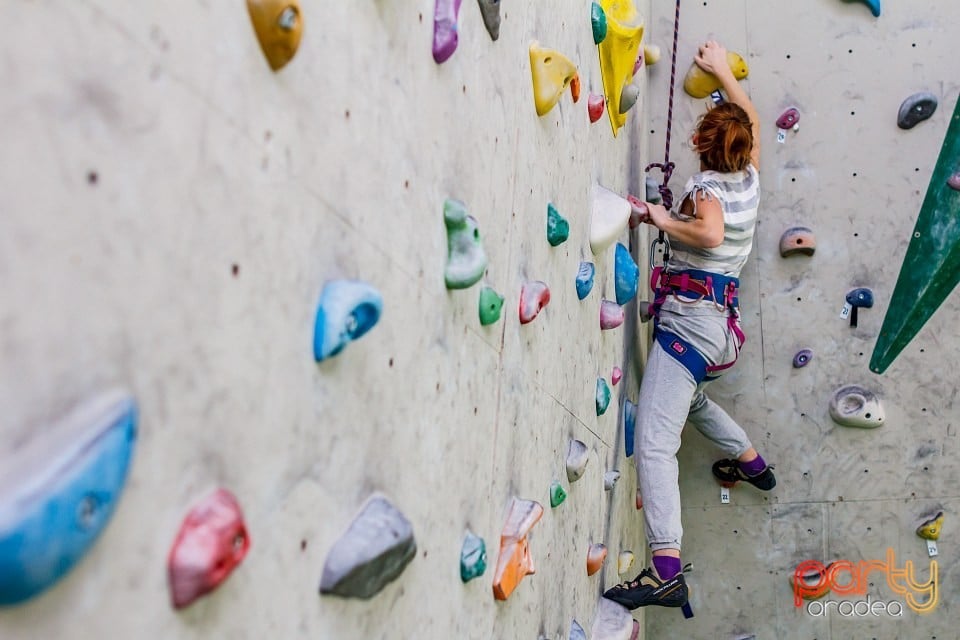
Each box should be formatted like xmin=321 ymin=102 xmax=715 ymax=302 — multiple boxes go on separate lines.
xmin=604 ymin=40 xmax=775 ymax=615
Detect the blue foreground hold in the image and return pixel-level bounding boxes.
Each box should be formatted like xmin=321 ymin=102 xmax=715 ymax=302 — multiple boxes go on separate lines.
xmin=314 ymin=280 xmax=384 ymax=361
xmin=0 ymin=390 xmax=137 ymax=606
xmin=624 ymin=399 xmax=637 ymax=458
xmin=576 ymin=262 xmax=596 ymax=300
xmin=614 ymin=243 xmax=639 ymax=305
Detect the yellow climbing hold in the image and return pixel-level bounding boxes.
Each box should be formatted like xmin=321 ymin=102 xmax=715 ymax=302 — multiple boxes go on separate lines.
xmin=683 ymin=51 xmax=749 ymax=99
xmin=596 ymin=0 xmax=644 ymax=137
xmin=917 ymin=512 xmax=944 ymax=541
xmin=529 ymin=41 xmax=579 ymax=117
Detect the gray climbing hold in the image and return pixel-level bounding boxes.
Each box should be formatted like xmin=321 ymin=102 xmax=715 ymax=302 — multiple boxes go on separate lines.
xmin=319 ymin=494 xmax=416 ymax=599
xmin=645 ymin=176 xmax=662 ymax=205
xmin=592 ymin=596 xmax=635 ymax=640
xmin=570 ymin=619 xmax=587 ymax=640
xmin=828 ymin=385 xmax=885 ymax=428
xmin=779 ymin=226 xmax=816 ymax=257
xmin=476 ymin=0 xmax=501 ymax=40
xmin=898 ymin=92 xmax=938 ymax=130
xmin=566 ymin=439 xmax=589 ymax=483
xmin=637 ymin=300 xmax=652 ymax=323
xmin=619 ymin=84 xmax=640 ymax=114
xmin=604 ymin=470 xmax=621 ymax=490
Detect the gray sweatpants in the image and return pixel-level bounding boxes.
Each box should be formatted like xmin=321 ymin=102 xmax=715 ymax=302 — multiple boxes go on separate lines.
xmin=634 ymin=302 xmax=754 ymax=552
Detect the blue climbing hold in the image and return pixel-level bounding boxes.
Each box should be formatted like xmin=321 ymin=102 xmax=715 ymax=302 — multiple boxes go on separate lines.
xmin=623 ymin=399 xmax=636 ymax=458
xmin=858 ymin=0 xmax=880 ymax=17
xmin=575 ymin=262 xmax=595 ymax=300
xmin=313 ymin=280 xmax=383 ymax=361
xmin=614 ymin=243 xmax=639 ymax=305
xmin=0 ymin=390 xmax=137 ymax=606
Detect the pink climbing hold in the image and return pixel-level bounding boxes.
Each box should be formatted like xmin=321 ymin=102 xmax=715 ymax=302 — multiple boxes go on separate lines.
xmin=611 ymin=366 xmax=622 ymax=385
xmin=632 ymin=52 xmax=643 ymax=75
xmin=948 ymin=172 xmax=960 ymax=191
xmin=776 ymin=107 xmax=800 ymax=130
xmin=432 ymin=0 xmax=463 ymax=64
xmin=600 ymin=300 xmax=624 ymax=330
xmin=167 ymin=489 xmax=250 ymax=609
xmin=588 ymin=93 xmax=605 ymax=123
xmin=519 ymin=281 xmax=551 ymax=324
xmin=627 ymin=195 xmax=649 ymax=228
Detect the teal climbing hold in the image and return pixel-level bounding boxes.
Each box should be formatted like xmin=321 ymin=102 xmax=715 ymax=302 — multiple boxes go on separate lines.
xmin=576 ymin=262 xmax=595 ymax=300
xmin=550 ymin=480 xmax=567 ymax=508
xmin=871 ymin=97 xmax=960 ymax=373
xmin=596 ymin=378 xmax=611 ymax=416
xmin=444 ymin=199 xmax=488 ymax=289
xmin=859 ymin=0 xmax=880 ymax=17
xmin=547 ymin=203 xmax=570 ymax=247
xmin=614 ymin=243 xmax=639 ymax=304
xmin=460 ymin=531 xmax=487 ymax=582
xmin=591 ymin=2 xmax=607 ymax=45
xmin=479 ymin=286 xmax=505 ymax=325
xmin=313 ymin=280 xmax=383 ymax=361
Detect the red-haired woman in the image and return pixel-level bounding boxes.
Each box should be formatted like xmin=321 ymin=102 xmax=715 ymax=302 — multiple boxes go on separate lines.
xmin=605 ymin=41 xmax=775 ymax=615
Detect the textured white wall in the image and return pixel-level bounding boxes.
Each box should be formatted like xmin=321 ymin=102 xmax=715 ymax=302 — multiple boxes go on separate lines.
xmin=644 ymin=0 xmax=960 ymax=638
xmin=0 ymin=1 xmax=652 ymax=638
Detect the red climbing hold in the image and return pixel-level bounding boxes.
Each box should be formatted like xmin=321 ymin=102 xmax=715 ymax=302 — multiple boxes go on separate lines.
xmin=588 ymin=93 xmax=605 ymax=123
xmin=519 ymin=281 xmax=551 ymax=324
xmin=167 ymin=489 xmax=250 ymax=609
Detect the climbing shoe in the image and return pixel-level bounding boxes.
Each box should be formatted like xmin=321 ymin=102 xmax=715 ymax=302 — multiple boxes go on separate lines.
xmin=603 ymin=567 xmax=689 ymax=610
xmin=712 ymin=458 xmax=776 ymax=490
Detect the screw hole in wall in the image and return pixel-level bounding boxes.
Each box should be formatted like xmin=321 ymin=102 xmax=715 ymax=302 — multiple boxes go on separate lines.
xmin=786 ymin=53 xmax=791 ymax=59
xmin=87 ymin=171 xmax=98 ymax=185
xmin=231 ymin=264 xmax=239 ymax=277
xmin=854 ymin=232 xmax=859 ymax=237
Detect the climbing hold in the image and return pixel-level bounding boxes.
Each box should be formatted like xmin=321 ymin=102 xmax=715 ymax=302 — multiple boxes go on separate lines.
xmin=623 ymin=399 xmax=636 ymax=457
xmin=596 ymin=0 xmax=644 ymax=136
xmin=683 ymin=51 xmax=749 ymax=99
xmin=570 ymin=619 xmax=588 ymax=640
xmin=791 ymin=562 xmax=833 ymax=600
xmin=841 ymin=287 xmax=873 ymax=328
xmin=319 ymin=494 xmax=416 ymax=598
xmin=576 ymin=262 xmax=596 ymax=300
xmin=492 ymin=497 xmax=544 ymax=600
xmin=604 ymin=470 xmax=620 ymax=490
xmin=617 ymin=550 xmax=635 ymax=574
xmin=313 ymin=280 xmax=383 ymax=361
xmin=444 ymin=199 xmax=488 ymax=289
xmin=547 ymin=203 xmax=570 ymax=246
xmin=776 ymin=108 xmax=801 ymax=131
xmin=432 ymin=0 xmax=463 ymax=63
xmin=615 ymin=243 xmax=639 ymax=304
xmin=600 ymin=300 xmax=625 ymax=330
xmin=479 ymin=286 xmax=505 ymax=326
xmin=645 ymin=176 xmax=662 ymax=204
xmin=898 ymin=92 xmax=938 ymax=130
xmin=627 ymin=196 xmax=648 ymax=229
xmin=529 ymin=41 xmax=579 ymax=117
xmin=779 ymin=226 xmax=816 ymax=257
xmin=590 ymin=184 xmax=632 ymax=255
xmin=871 ymin=98 xmax=960 ymax=373
xmin=587 ymin=543 xmax=608 ymax=576
xmin=519 ymin=281 xmax=551 ymax=324
xmin=596 ymin=377 xmax=612 ymax=416
xmin=917 ymin=512 xmax=944 ymax=541
xmin=588 ymin=92 xmax=606 ymax=123
xmin=246 ymin=0 xmax=303 ymax=71
xmin=643 ymin=44 xmax=661 ymax=65
xmin=637 ymin=301 xmax=652 ymax=323
xmin=168 ymin=488 xmax=250 ymax=609
xmin=550 ymin=480 xmax=568 ymax=508
xmin=460 ymin=531 xmax=487 ymax=582
xmin=0 ymin=390 xmax=137 ymax=606
xmin=844 ymin=0 xmax=880 ymax=17
xmin=592 ymin=596 xmax=635 ymax=639
xmin=948 ymin=172 xmax=960 ymax=191
xmin=611 ymin=366 xmax=622 ymax=385
xmin=635 ymin=489 xmax=642 ymax=510
xmin=570 ymin=75 xmax=582 ymax=103
xmin=619 ymin=84 xmax=640 ymax=114
xmin=476 ymin=0 xmax=501 ymax=41
xmin=792 ymin=349 xmax=813 ymax=368
xmin=591 ymin=2 xmax=608 ymax=44
xmin=566 ymin=439 xmax=590 ymax=482
xmin=632 ymin=53 xmax=644 ymax=76
xmin=828 ymin=385 xmax=885 ymax=428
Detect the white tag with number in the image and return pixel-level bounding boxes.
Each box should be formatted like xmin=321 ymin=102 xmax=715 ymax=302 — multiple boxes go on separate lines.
xmin=777 ymin=128 xmax=787 ymax=144
xmin=840 ymin=302 xmax=852 ymax=320
xmin=720 ymin=487 xmax=730 ymax=504
xmin=927 ymin=540 xmax=938 ymax=557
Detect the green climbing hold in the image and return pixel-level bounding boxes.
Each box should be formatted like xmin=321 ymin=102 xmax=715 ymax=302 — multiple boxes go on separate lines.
xmin=479 ymin=286 xmax=505 ymax=325
xmin=460 ymin=531 xmax=487 ymax=582
xmin=591 ymin=2 xmax=607 ymax=45
xmin=596 ymin=377 xmax=611 ymax=416
xmin=547 ymin=203 xmax=570 ymax=247
xmin=870 ymin=98 xmax=960 ymax=373
xmin=444 ymin=199 xmax=488 ymax=290
xmin=550 ymin=480 xmax=567 ymax=508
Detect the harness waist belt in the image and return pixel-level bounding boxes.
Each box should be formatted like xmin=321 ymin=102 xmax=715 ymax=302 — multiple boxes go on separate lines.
xmin=656 ymin=268 xmax=739 ymax=307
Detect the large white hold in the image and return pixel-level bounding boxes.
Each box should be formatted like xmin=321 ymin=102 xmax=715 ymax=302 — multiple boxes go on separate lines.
xmin=590 ymin=184 xmax=632 ymax=255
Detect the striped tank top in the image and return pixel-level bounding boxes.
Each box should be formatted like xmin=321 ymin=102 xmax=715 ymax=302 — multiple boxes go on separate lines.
xmin=666 ymin=165 xmax=760 ymax=278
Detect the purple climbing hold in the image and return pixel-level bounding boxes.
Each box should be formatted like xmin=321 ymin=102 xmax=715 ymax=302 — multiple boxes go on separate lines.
xmin=948 ymin=172 xmax=960 ymax=191
xmin=792 ymin=349 xmax=813 ymax=368
xmin=898 ymin=92 xmax=938 ymax=130
xmin=432 ymin=0 xmax=463 ymax=64
xmin=776 ymin=107 xmax=800 ymax=130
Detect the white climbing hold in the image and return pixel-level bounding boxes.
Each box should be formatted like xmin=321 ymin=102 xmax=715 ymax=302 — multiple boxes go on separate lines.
xmin=617 ymin=550 xmax=635 ymax=574
xmin=566 ymin=439 xmax=590 ymax=483
xmin=590 ymin=184 xmax=632 ymax=255
xmin=604 ymin=470 xmax=621 ymax=491
xmin=591 ymin=596 xmax=635 ymax=640
xmin=828 ymin=385 xmax=885 ymax=428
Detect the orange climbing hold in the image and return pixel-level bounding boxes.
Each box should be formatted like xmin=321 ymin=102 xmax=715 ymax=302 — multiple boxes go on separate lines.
xmin=492 ymin=498 xmax=544 ymax=600
xmin=247 ymin=0 xmax=303 ymax=71
xmin=587 ymin=543 xmax=608 ymax=576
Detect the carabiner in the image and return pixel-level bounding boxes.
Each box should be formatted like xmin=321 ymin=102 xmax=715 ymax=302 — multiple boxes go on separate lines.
xmin=649 ymin=235 xmax=671 ymax=270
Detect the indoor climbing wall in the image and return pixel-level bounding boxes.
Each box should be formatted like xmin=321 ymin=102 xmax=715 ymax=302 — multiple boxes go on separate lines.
xmin=644 ymin=0 xmax=960 ymax=638
xmin=0 ymin=1 xmax=657 ymax=639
